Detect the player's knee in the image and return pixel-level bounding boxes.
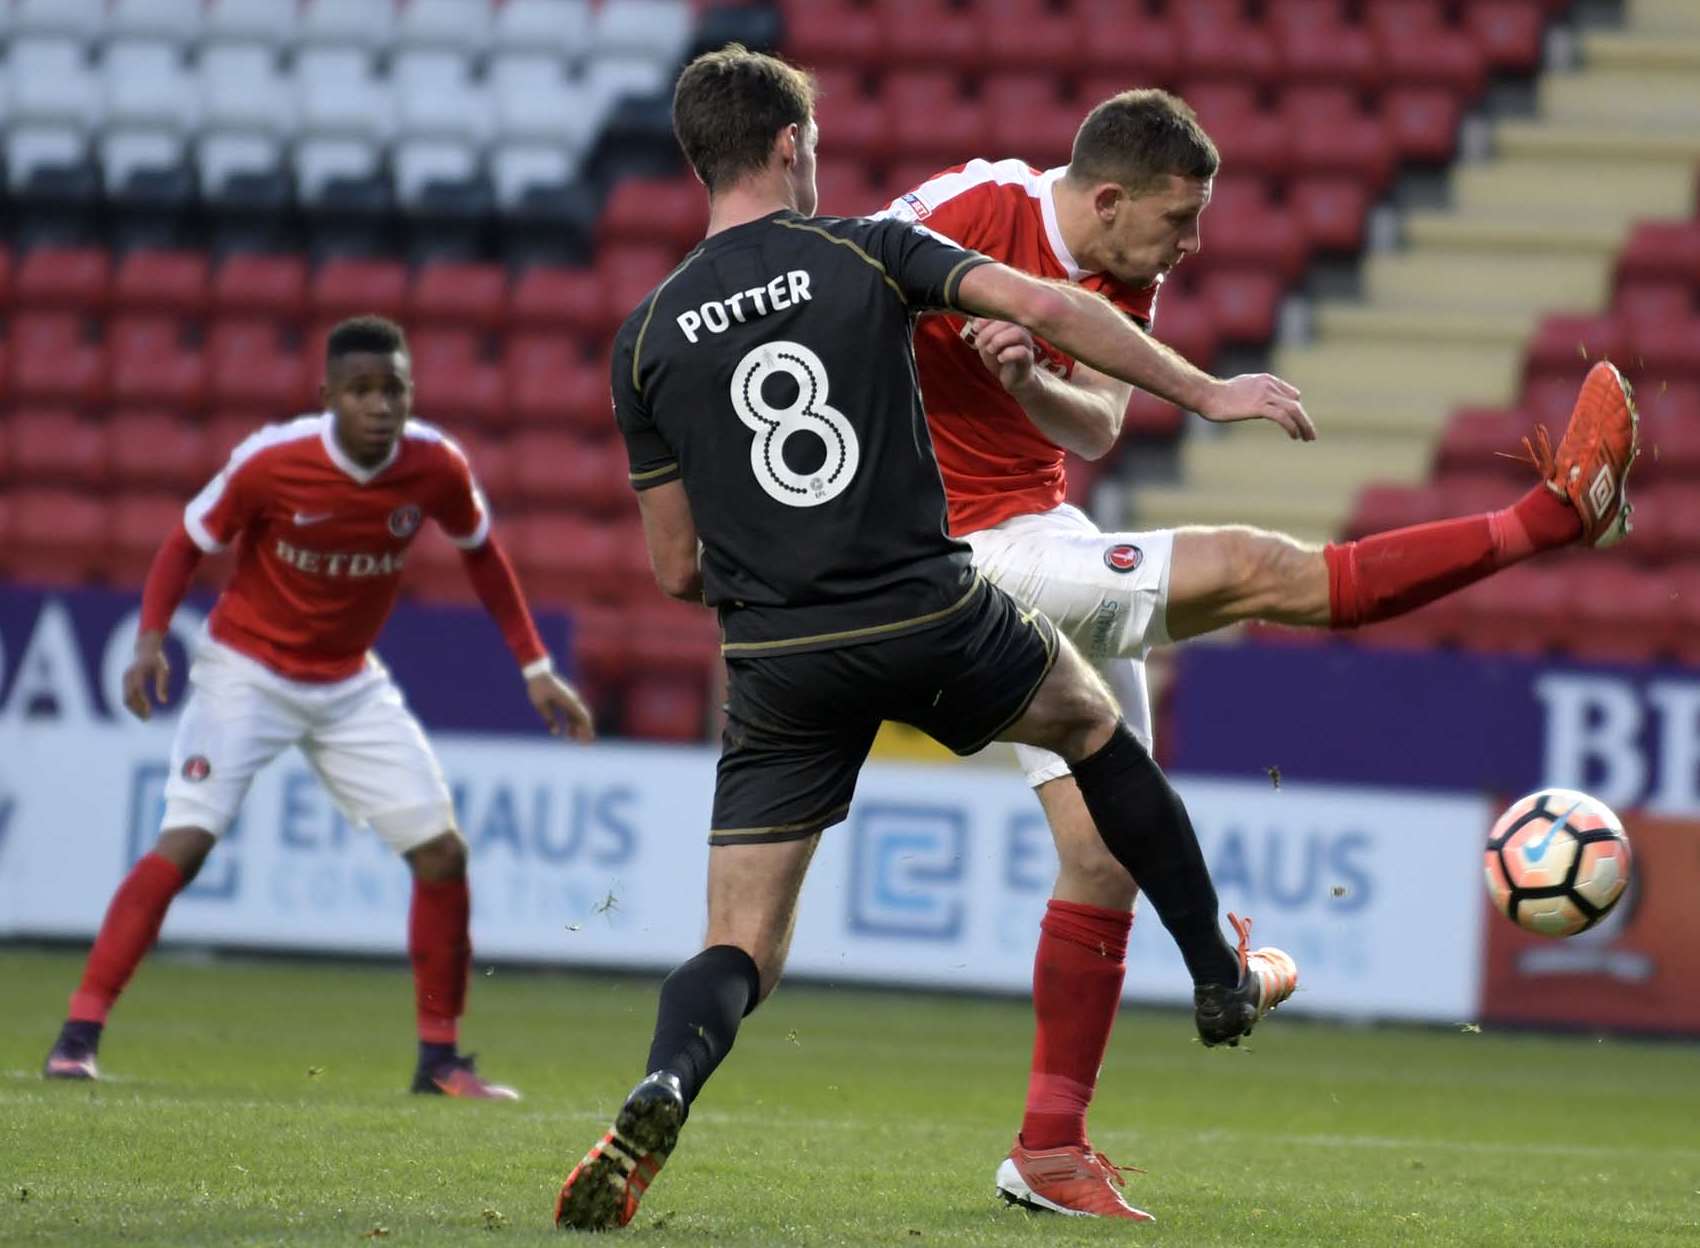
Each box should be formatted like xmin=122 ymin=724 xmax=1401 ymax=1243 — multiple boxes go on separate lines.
xmin=1223 ymin=527 xmax=1319 ymax=620
xmin=1057 ymin=831 xmax=1137 ymax=904
xmin=1037 ymin=677 xmax=1119 ymax=761
xmin=156 ymin=826 xmax=216 ymax=882
xmin=406 ymin=830 xmax=467 ymax=881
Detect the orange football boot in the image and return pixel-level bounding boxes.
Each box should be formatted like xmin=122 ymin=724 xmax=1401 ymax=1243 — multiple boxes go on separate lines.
xmin=996 ymin=1139 xmax=1155 ymax=1221
xmin=555 ymin=1072 xmax=683 ymax=1232
xmin=1525 ymin=360 xmax=1639 ymax=548
xmin=1194 ymin=913 xmax=1299 ymax=1047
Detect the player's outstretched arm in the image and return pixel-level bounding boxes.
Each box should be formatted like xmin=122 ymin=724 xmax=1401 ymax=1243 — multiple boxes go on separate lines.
xmin=635 ymin=481 xmax=704 ymax=603
xmin=954 ymin=263 xmax=1315 ymax=441
xmin=961 ymin=317 xmax=1131 ymax=459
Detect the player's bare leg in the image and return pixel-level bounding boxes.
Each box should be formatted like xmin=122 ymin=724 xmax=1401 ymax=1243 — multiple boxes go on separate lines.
xmin=556 ymin=836 xmax=820 ymax=1231
xmin=1162 ymin=361 xmax=1638 ymax=641
xmin=43 ymin=826 xmax=215 ymax=1081
xmin=402 ymin=830 xmax=517 ymax=1100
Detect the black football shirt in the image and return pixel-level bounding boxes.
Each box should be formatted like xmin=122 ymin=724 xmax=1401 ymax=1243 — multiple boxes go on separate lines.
xmin=610 ymin=209 xmax=995 ymax=655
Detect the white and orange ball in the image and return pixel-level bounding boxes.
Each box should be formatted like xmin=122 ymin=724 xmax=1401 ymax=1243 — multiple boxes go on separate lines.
xmin=1484 ymin=788 xmax=1632 ymax=938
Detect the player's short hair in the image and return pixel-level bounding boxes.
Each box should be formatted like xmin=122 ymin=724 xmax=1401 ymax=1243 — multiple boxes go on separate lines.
xmin=672 ymin=43 xmax=815 ymax=194
xmin=1067 ymin=89 xmax=1220 ymax=196
xmin=326 ymin=315 xmax=408 ymax=366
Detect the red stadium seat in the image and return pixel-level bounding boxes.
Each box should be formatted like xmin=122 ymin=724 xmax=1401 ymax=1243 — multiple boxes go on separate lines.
xmin=1194 ymin=177 xmax=1307 ymax=281
xmin=1643 ymin=396 xmax=1700 ymax=482
xmin=14 ymin=247 xmax=111 ymax=312
xmin=1521 ymin=376 xmax=1580 ymax=428
xmin=1617 ymin=220 xmax=1700 ymax=290
xmin=208 ymin=320 xmax=312 ymax=416
xmin=1275 ymin=19 xmax=1380 ymax=90
xmin=511 ymin=433 xmax=632 ymax=518
xmin=623 ymin=676 xmax=709 ymax=741
xmin=0 ymin=245 xmax=12 ymax=307
xmin=883 ymin=71 xmax=986 ymax=164
xmin=981 ymin=0 xmax=1080 ymax=75
xmin=9 ymin=490 xmax=111 ymax=586
xmin=1465 ymin=0 xmax=1547 ymax=73
xmin=109 ymin=314 xmax=208 ymax=411
xmin=108 ymin=410 xmax=213 ymax=493
xmin=110 ymin=493 xmax=186 ymax=586
xmin=454 ymin=432 xmax=516 ymax=509
xmin=813 ymin=69 xmax=886 ymax=164
xmin=114 ymin=250 xmax=210 ymax=317
xmin=1122 ymin=388 xmax=1186 ymax=438
xmin=214 ymin=253 xmax=310 ymax=322
xmin=1435 ymin=406 xmax=1530 ymax=476
xmin=1289 ymin=176 xmax=1370 ymax=253
xmin=1630 ymin=482 xmax=1700 ymax=566
xmin=312 ymin=258 xmax=409 ymax=323
xmin=504 ymin=335 xmax=608 ymax=434
xmin=1374 ymin=19 xmax=1487 ymax=99
xmin=1452 ymin=563 xmax=1573 ymax=656
xmin=1627 ymin=317 xmax=1700 ymax=382
xmin=1075 ymin=5 xmax=1183 ymax=89
xmin=508 ymin=265 xmax=603 ymax=337
xmin=1184 ymin=84 xmax=1289 ymax=179
xmin=814 ymin=159 xmax=884 ymax=217
xmin=982 ymin=75 xmax=1077 ymax=171
xmin=598 ymin=245 xmax=682 ymax=335
xmin=1178 ymin=15 xmax=1279 ymax=87
xmin=1669 ymin=567 xmax=1700 ymax=665
xmin=1615 ymin=280 xmax=1693 ymax=330
xmin=10 ymin=407 xmax=107 ymax=488
xmin=8 ymin=312 xmax=107 ymax=405
xmin=623 ymin=600 xmax=721 ymax=680
xmin=413 ymin=352 xmax=507 ymax=430
xmin=600 ymin=177 xmax=706 ymax=252
xmin=1201 ymin=270 xmax=1284 ymax=344
xmin=1283 ymin=91 xmax=1397 ymax=191
xmin=510 ymin=512 xmax=626 ymax=605
xmin=1268 ymin=0 xmax=1351 ymax=32
xmin=409 ymin=262 xmax=508 ymax=331
xmin=1566 ymin=563 xmax=1674 ymax=663
xmin=1525 ymin=314 xmax=1626 ymax=386
xmin=1150 ymin=291 xmax=1219 ymax=370
xmin=1345 ymin=481 xmax=1442 ymax=538
xmin=871 ymin=0 xmax=982 ymax=71
xmin=782 ymin=0 xmax=884 ymax=71
xmin=1381 ymin=87 xmax=1463 ymax=164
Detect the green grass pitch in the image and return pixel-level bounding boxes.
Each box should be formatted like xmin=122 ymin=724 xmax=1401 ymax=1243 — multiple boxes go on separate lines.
xmin=3 ymin=948 xmax=1698 ymax=1246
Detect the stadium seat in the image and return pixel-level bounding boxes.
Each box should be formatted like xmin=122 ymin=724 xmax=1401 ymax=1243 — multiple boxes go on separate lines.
xmin=1074 ymin=5 xmax=1182 ymax=86
xmin=782 ymin=0 xmax=885 ymax=72
xmin=1275 ymin=14 xmax=1379 ymax=89
xmin=1617 ymin=220 xmax=1700 ymax=290
xmin=409 ymin=261 xmax=508 ymax=331
xmin=1192 ymin=177 xmax=1307 ymax=281
xmin=980 ymin=75 xmax=1077 ymax=170
xmin=1627 ymin=317 xmax=1700 ymax=382
xmin=10 ymin=0 xmax=107 ymax=41
xmin=312 ymin=258 xmax=409 ymax=323
xmin=5 ymin=38 xmax=103 ymax=132
xmin=597 ymin=245 xmax=682 ymax=334
xmin=492 ymin=143 xmax=582 ymax=212
xmin=883 ymin=71 xmax=986 ymax=164
xmin=104 ymin=40 xmax=200 ymax=134
xmin=1465 ymin=0 xmax=1547 ymax=73
xmin=510 ymin=512 xmax=625 ymax=605
xmin=1150 ymin=291 xmax=1219 ymax=371
xmin=1669 ymin=567 xmax=1700 ymax=665
xmin=113 ymin=249 xmax=210 ymax=317
xmin=509 ymin=265 xmax=603 ymax=336
xmin=600 ymin=176 xmax=704 ymax=252
xmin=980 ymin=0 xmax=1080 ymax=75
xmin=493 ymin=0 xmax=593 ymax=61
xmin=1289 ymin=176 xmax=1370 ymax=253
xmin=622 ymin=675 xmax=709 ymax=742
xmin=203 ymin=0 xmax=300 ymax=49
xmin=298 ymin=0 xmax=396 ymax=51
xmin=870 ymin=0 xmax=982 ymax=71
xmin=1179 ymin=13 xmax=1279 ymax=87
xmin=8 ymin=490 xmax=111 ymax=587
xmin=413 ymin=348 xmax=508 ymax=431
xmin=207 ymin=320 xmax=311 ymax=416
xmin=505 ymin=334 xmax=603 ymax=431
xmin=396 ymin=0 xmax=493 ymax=54
xmin=1122 ymin=389 xmax=1187 ymax=439
xmin=200 ymin=44 xmax=296 ymax=138
xmin=595 ymin=0 xmax=693 ymax=68
xmin=1631 ymin=482 xmax=1700 ymax=567
xmin=1371 ymin=7 xmax=1487 ymax=99
xmin=1283 ymin=90 xmax=1397 ymax=191
xmin=213 ymin=253 xmax=310 ymax=322
xmin=8 ymin=312 xmax=107 ymax=405
xmin=1435 ymin=407 xmax=1531 ymax=476
xmin=109 ymin=0 xmax=204 ymax=44
xmin=108 ymin=410 xmax=213 ymax=493
xmin=1565 ymin=563 xmax=1674 ymax=663
xmin=1184 ymin=85 xmax=1289 ymax=179
xmin=1525 ymin=314 xmax=1626 ymax=385
xmin=9 ymin=407 xmax=108 ymax=489
xmin=0 ymin=246 xmax=13 ymax=307
xmin=814 ymin=160 xmax=883 ymax=217
xmin=1382 ymin=87 xmax=1463 ymax=164
xmin=109 ymin=314 xmax=207 ymax=410
xmin=811 ymin=69 xmax=885 ymax=164
xmin=1201 ymin=270 xmax=1285 ymax=344
xmin=110 ymin=492 xmax=189 ymax=586
xmin=14 ymin=246 xmax=111 ymax=311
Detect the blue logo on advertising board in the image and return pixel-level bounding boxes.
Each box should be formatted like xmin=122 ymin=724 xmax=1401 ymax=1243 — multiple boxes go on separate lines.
xmin=847 ymin=803 xmax=966 ymax=940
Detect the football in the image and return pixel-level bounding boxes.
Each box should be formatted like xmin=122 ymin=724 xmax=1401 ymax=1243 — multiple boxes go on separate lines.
xmin=1484 ymin=788 xmax=1634 ymax=937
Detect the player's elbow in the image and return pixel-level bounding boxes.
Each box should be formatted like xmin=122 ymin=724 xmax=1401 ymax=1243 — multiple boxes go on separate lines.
xmin=652 ymin=559 xmax=703 ymax=602
xmin=1075 ymin=411 xmax=1122 ymax=461
xmin=1019 ymin=285 xmax=1075 ymax=343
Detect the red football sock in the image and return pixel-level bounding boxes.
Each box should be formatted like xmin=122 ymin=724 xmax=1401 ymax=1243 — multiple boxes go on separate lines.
xmin=1019 ymin=900 xmax=1133 ymax=1151
xmin=68 ymin=852 xmax=186 ymax=1024
xmin=410 ymin=877 xmax=471 ymax=1046
xmin=1326 ymin=485 xmax=1581 ymax=628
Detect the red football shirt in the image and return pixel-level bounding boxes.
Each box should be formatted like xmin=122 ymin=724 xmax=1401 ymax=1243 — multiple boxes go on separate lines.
xmin=881 ymin=160 xmax=1160 ymax=536
xmin=183 ymin=413 xmax=491 ymax=682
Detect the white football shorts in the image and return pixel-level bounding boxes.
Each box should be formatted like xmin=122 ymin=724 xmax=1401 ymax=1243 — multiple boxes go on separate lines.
xmin=962 ymin=503 xmax=1174 ymax=787
xmin=160 ymin=633 xmax=455 ymax=853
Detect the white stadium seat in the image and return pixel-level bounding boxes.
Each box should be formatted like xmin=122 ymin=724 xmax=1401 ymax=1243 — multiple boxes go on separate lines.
xmin=392 ymin=138 xmax=479 ymax=206
xmin=9 ymin=0 xmax=107 ymax=42
xmin=585 ymin=57 xmax=670 ymax=110
xmin=104 ymin=40 xmax=199 ymax=133
xmin=293 ymin=135 xmax=381 ymax=201
xmin=594 ymin=0 xmax=692 ymax=67
xmin=6 ymin=38 xmax=103 ymax=131
xmin=491 ymin=142 xmax=579 ymax=209
xmin=109 ymin=0 xmax=206 ymax=46
xmin=493 ymin=0 xmax=593 ymax=62
xmin=296 ymin=47 xmax=376 ymax=87
xmin=5 ymin=124 xmax=88 ymax=190
xmin=490 ymin=52 xmax=569 ymax=97
xmin=298 ymin=0 xmax=396 ymax=52
xmin=197 ymin=131 xmax=284 ymax=193
xmin=396 ymin=0 xmax=494 ymax=55
xmin=397 ymin=78 xmax=493 ymax=146
xmin=494 ymin=74 xmax=603 ymax=149
xmin=297 ymin=72 xmax=395 ymax=145
xmin=392 ymin=49 xmax=472 ymax=94
xmin=203 ymin=0 xmax=300 ymax=49
xmin=99 ymin=127 xmax=187 ymax=187
xmin=200 ymin=45 xmax=296 ymax=137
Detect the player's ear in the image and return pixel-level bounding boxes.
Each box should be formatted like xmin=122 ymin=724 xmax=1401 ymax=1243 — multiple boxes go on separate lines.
xmin=777 ymin=122 xmax=799 ymax=169
xmin=1092 ymin=183 xmax=1124 ymax=224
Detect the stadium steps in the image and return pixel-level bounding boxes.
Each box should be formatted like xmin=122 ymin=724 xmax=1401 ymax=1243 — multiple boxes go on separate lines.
xmin=1132 ymin=0 xmax=1700 ymax=546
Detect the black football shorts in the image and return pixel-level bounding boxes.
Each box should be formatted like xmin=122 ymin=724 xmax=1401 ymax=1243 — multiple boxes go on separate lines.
xmin=708 ymin=577 xmax=1058 ymax=846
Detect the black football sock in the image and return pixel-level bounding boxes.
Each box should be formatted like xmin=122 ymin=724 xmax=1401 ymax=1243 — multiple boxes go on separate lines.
xmin=644 ymin=944 xmax=761 ymax=1110
xmin=1070 ymin=721 xmax=1240 ymax=987
xmin=418 ymin=1040 xmax=457 ymax=1070
xmin=58 ymin=1020 xmax=103 ymax=1054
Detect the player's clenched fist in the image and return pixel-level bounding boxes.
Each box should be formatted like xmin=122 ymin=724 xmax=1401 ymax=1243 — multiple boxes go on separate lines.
xmin=1198 ymin=373 xmax=1316 ymax=442
xmin=122 ymin=630 xmax=172 ymax=721
xmin=963 ymin=318 xmax=1039 ymax=394
xmin=527 ymin=671 xmax=596 ymax=742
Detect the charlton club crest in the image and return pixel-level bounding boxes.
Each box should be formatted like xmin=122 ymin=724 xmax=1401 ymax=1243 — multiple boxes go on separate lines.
xmin=1103 ymin=543 xmax=1143 ymax=574
xmin=388 ymin=504 xmax=423 ymax=538
xmin=181 ymin=755 xmax=212 ymax=783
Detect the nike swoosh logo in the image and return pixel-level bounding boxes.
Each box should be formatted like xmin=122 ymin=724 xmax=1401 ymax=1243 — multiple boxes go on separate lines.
xmin=1525 ymin=798 xmax=1585 ymax=862
xmin=293 ymin=512 xmax=334 ymax=526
